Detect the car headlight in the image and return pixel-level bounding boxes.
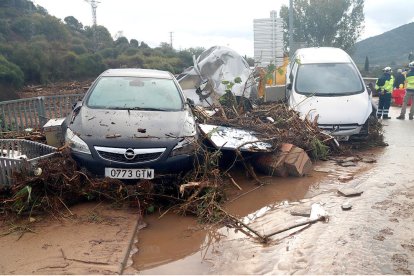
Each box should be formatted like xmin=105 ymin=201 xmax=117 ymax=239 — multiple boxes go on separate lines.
xmin=65 ymin=128 xmax=91 ymax=154
xmin=170 ymin=136 xmax=198 ymax=157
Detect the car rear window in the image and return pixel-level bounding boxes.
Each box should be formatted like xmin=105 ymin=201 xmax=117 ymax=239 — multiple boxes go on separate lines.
xmin=295 ymin=63 xmax=364 ymax=96
xmin=86 ymin=76 xmax=184 ymax=110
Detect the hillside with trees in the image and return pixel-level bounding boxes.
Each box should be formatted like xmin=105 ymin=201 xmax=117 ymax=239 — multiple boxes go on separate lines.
xmin=0 ymin=0 xmax=206 ymax=100
xmin=351 ymin=22 xmax=414 ymax=68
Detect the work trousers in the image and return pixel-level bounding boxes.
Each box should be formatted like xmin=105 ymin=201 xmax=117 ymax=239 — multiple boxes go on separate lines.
xmin=377 ymin=92 xmax=392 ymax=118
xmin=399 ymin=90 xmax=414 ymax=117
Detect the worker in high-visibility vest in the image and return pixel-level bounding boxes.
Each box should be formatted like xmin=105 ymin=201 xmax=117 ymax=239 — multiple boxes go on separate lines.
xmin=375 ymin=66 xmax=394 ymax=119
xmin=397 ymin=61 xmax=414 ymax=120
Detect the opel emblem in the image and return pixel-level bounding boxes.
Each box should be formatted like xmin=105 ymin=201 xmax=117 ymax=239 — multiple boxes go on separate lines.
xmin=124 ymin=148 xmax=135 ymax=160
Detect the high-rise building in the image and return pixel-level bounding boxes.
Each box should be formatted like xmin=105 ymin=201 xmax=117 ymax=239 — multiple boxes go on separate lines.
xmin=253 ymin=10 xmax=284 ymax=67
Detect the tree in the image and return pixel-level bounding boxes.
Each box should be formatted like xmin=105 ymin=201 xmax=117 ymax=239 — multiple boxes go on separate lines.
xmin=114 ymin=36 xmax=129 ymax=47
xmin=280 ymin=0 xmax=364 ymax=53
xmin=140 ymin=41 xmax=150 ymax=49
xmin=84 ymin=25 xmax=113 ymax=51
xmin=130 ymin=39 xmax=139 ymax=48
xmin=64 ymin=16 xmax=83 ymax=33
xmin=364 ymin=56 xmax=369 ymax=72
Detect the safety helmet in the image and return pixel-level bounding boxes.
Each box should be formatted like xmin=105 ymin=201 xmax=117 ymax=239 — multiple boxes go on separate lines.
xmin=409 ymin=61 xmax=414 ymax=68
xmin=383 ymin=66 xmax=392 ymax=73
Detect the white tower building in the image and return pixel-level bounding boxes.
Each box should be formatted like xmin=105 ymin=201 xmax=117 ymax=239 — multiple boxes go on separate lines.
xmin=253 ymin=10 xmax=284 ymax=67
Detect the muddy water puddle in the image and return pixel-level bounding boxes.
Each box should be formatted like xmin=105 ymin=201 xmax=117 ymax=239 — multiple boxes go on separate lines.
xmin=128 ymin=149 xmax=387 ymax=274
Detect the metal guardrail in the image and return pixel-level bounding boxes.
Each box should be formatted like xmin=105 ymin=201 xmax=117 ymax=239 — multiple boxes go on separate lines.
xmin=0 ymin=93 xmax=84 ymax=133
xmin=0 ymin=139 xmax=58 ymax=186
xmin=363 ymin=77 xmax=377 ymax=85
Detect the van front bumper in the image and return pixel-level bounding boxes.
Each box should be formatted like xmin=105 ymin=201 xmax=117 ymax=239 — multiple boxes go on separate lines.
xmin=319 ymin=124 xmax=364 ymax=137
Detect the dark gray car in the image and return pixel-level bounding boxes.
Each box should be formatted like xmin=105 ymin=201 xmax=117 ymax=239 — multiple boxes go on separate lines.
xmin=65 ymin=68 xmax=198 ymax=180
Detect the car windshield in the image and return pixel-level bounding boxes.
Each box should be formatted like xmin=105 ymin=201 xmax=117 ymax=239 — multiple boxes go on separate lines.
xmin=295 ymin=63 xmax=364 ymax=95
xmin=86 ymin=76 xmax=183 ymax=110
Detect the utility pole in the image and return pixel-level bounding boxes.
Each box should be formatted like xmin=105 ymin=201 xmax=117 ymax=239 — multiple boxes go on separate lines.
xmin=169 ymin=31 xmax=174 ymax=48
xmin=84 ymin=0 xmax=100 ymax=26
xmin=84 ymin=0 xmax=100 ymax=51
xmin=289 ymin=0 xmax=294 ymax=57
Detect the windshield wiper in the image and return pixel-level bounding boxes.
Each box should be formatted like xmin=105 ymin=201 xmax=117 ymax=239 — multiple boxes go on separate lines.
xmin=128 ymin=107 xmax=167 ymax=111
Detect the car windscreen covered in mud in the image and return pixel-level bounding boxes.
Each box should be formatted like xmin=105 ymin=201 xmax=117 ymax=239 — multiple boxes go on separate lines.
xmin=86 ymin=76 xmax=184 ymax=111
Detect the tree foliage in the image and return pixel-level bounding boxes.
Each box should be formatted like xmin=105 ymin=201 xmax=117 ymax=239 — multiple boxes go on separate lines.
xmin=280 ymin=0 xmax=364 ymax=52
xmin=0 ymin=55 xmax=24 ymax=89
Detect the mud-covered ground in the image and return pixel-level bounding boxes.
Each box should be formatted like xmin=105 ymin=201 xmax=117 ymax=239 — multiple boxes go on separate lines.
xmin=0 ymin=203 xmax=140 ymax=274
xmin=126 ymin=106 xmax=414 ymax=274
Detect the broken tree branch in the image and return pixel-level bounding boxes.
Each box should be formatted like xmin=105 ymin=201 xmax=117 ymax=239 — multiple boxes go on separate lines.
xmin=264 ymin=216 xmax=327 ymax=240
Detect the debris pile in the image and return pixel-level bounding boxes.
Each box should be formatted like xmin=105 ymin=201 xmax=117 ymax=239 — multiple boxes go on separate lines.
xmin=17 ymin=80 xmax=91 ymax=99
xmin=194 ymin=101 xmax=337 ymax=159
xmin=0 ymin=150 xmax=155 ymax=217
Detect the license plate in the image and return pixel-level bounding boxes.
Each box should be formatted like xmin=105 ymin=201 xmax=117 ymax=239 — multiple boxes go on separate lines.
xmin=105 ymin=168 xmax=154 ymax=179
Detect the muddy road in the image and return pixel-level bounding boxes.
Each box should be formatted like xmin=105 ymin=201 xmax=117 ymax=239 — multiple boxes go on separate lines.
xmin=126 ymin=106 xmax=414 ymax=274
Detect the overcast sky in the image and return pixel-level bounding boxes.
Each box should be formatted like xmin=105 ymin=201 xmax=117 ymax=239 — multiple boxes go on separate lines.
xmin=33 ymin=0 xmax=414 ymax=57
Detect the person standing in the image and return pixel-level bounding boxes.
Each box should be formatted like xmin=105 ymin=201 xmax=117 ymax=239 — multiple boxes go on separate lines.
xmin=396 ymin=61 xmax=414 ymax=120
xmin=394 ymin=69 xmax=406 ymax=89
xmin=375 ymin=66 xmax=394 ymax=119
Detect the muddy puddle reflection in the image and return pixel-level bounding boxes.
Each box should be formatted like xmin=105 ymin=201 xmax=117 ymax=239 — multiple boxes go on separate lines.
xmin=128 ymin=149 xmax=383 ymax=274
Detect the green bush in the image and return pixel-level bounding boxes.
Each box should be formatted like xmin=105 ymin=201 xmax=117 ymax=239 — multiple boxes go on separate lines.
xmin=0 ymin=55 xmax=24 ymax=89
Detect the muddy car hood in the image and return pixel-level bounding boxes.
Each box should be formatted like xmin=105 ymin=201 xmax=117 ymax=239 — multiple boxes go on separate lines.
xmin=69 ymin=106 xmax=197 ymax=143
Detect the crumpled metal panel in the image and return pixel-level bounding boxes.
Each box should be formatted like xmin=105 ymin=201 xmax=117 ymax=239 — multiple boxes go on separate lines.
xmin=198 ymin=124 xmax=272 ymax=152
xmin=177 ymin=46 xmax=257 ymax=107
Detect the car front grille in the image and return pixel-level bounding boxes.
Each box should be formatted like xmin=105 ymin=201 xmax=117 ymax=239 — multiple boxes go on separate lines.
xmin=94 ymin=146 xmax=165 ymax=164
xmin=318 ymin=123 xmax=360 ymax=133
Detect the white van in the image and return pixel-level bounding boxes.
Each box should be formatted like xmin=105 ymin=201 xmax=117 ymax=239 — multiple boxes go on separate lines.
xmin=286 ymin=47 xmax=373 ymax=141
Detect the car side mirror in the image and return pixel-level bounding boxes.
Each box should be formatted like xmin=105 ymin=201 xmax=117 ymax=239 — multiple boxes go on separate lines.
xmin=70 ymin=101 xmax=83 ymax=124
xmin=186 ymin=98 xmax=195 ymax=107
xmin=196 ymin=79 xmax=208 ymax=94
xmin=72 ymin=100 xmax=83 ymax=111
xmin=286 ymin=83 xmax=292 ymax=90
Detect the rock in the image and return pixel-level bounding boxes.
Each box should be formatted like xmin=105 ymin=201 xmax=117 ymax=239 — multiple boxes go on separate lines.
xmin=290 ymin=206 xmax=311 ymax=217
xmin=339 ymin=161 xmax=357 ymax=167
xmin=338 ymin=175 xmax=354 ymax=182
xmin=341 ymin=202 xmax=352 ymax=210
xmin=343 ymin=156 xmax=360 ymax=162
xmin=314 ymin=167 xmax=333 ymax=173
xmin=338 ymin=187 xmax=363 ymax=197
xmin=361 ymin=157 xmax=376 ymax=163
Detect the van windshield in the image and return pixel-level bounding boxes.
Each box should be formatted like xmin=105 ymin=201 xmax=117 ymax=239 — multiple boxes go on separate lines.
xmin=295 ymin=63 xmax=364 ymax=95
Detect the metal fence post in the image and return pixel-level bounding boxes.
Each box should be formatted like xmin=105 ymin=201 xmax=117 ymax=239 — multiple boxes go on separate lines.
xmin=37 ymin=96 xmax=47 ymax=128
